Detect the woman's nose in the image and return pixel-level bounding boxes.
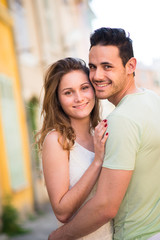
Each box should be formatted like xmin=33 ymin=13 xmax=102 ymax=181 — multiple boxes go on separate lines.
xmin=74 ymin=92 xmax=84 ymax=102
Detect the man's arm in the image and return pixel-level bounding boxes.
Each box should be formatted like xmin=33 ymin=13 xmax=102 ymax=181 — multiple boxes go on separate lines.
xmin=48 ymin=167 xmax=133 ymax=240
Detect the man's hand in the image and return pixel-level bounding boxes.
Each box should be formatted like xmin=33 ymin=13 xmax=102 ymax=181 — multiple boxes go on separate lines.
xmin=48 ymin=229 xmax=61 ymax=240
xmin=48 ymin=227 xmax=70 ymax=240
xmin=48 ymin=231 xmax=55 ymax=240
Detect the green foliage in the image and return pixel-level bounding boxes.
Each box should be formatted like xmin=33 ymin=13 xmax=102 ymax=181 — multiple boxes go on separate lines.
xmin=27 ymin=96 xmax=40 ymax=167
xmin=1 ymin=199 xmax=30 ymax=236
xmin=28 ymin=96 xmax=39 ymax=131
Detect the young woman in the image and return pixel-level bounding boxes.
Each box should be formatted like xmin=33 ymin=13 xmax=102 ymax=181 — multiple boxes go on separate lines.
xmin=37 ymin=57 xmax=113 ymax=239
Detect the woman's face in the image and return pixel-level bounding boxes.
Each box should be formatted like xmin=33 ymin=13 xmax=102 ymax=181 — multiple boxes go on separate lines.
xmin=58 ymin=70 xmax=95 ymax=121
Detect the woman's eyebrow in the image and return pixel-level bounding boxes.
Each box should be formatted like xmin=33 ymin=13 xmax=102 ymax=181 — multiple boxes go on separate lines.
xmin=61 ymin=87 xmax=72 ymax=92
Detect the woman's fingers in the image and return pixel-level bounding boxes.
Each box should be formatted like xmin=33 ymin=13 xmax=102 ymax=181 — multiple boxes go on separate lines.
xmin=93 ymin=120 xmax=109 ymax=163
xmin=101 ymin=132 xmax=109 ymax=144
xmin=94 ymin=120 xmax=108 ymax=141
xmin=94 ymin=120 xmax=107 ymax=133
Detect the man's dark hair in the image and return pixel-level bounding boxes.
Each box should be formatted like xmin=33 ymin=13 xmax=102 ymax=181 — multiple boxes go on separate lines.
xmin=90 ymin=27 xmax=134 ymax=67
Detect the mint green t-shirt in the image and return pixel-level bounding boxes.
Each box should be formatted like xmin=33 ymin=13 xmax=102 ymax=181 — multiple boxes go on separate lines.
xmin=103 ymin=89 xmax=160 ymax=240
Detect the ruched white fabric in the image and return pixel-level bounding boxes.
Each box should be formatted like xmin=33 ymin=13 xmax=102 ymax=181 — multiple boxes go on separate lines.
xmin=57 ymin=141 xmax=113 ymax=240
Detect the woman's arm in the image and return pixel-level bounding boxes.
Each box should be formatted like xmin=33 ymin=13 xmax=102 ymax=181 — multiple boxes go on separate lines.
xmin=42 ymin=121 xmax=108 ymax=223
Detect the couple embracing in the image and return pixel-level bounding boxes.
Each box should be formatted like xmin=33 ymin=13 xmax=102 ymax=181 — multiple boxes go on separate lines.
xmin=36 ymin=27 xmax=160 ymax=240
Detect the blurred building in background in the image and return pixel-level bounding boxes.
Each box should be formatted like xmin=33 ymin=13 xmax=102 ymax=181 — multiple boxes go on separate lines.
xmin=136 ymin=61 xmax=160 ymax=95
xmin=8 ymin=0 xmax=95 ymax=101
xmin=7 ymin=0 xmax=95 ymax=214
xmin=0 ymin=0 xmax=95 ymax=231
xmin=0 ymin=0 xmax=34 ymax=228
xmin=8 ymin=0 xmax=94 ymax=211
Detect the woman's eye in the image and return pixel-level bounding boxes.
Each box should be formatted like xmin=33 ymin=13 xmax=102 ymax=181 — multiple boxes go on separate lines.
xmin=64 ymin=91 xmax=71 ymax=95
xmin=82 ymin=86 xmax=89 ymax=90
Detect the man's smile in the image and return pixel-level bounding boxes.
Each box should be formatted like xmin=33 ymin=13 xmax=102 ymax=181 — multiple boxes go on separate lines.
xmin=93 ymin=80 xmax=112 ymax=89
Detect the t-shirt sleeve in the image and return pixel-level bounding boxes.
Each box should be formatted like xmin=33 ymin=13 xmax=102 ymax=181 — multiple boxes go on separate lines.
xmin=103 ymin=114 xmax=141 ymax=170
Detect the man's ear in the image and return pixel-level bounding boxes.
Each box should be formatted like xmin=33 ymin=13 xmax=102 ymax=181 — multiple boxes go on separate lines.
xmin=126 ymin=57 xmax=137 ymax=75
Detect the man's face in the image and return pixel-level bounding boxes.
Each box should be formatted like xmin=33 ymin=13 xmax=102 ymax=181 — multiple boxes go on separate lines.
xmin=89 ymin=45 xmax=128 ymax=105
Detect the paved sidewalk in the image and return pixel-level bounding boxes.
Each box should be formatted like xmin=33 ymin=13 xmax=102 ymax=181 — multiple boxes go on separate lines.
xmin=9 ymin=204 xmax=57 ymax=240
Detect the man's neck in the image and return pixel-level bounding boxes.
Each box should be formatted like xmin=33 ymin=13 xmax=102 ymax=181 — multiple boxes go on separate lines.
xmin=109 ymin=81 xmax=141 ymax=106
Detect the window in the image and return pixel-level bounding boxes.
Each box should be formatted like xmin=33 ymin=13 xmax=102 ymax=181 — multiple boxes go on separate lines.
xmin=0 ymin=75 xmax=27 ymax=190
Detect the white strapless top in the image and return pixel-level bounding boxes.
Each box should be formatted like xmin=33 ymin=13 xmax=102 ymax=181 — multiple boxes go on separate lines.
xmin=58 ymin=141 xmax=113 ymax=240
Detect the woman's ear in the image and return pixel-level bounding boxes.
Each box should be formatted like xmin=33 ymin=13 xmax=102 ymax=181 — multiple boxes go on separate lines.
xmin=126 ymin=57 xmax=137 ymax=75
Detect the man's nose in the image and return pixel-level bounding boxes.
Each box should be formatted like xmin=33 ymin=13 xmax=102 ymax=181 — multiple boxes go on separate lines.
xmin=93 ymin=68 xmax=104 ymax=80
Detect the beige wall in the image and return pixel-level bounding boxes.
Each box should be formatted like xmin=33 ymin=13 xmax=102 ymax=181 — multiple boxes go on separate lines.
xmin=136 ymin=62 xmax=160 ymax=95
xmin=10 ymin=0 xmax=94 ymax=100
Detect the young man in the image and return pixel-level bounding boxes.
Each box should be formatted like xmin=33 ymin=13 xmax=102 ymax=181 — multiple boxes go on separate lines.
xmin=48 ymin=28 xmax=160 ymax=240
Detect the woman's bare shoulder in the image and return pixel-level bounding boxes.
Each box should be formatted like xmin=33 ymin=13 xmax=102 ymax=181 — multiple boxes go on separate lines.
xmin=43 ymin=130 xmax=60 ymax=148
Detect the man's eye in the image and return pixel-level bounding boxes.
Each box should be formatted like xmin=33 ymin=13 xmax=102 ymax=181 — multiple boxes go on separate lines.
xmin=104 ymin=65 xmax=111 ymax=69
xmin=89 ymin=65 xmax=95 ymax=69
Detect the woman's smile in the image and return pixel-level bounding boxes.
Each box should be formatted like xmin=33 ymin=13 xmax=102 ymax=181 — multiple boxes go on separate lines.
xmin=73 ymin=102 xmax=89 ymax=109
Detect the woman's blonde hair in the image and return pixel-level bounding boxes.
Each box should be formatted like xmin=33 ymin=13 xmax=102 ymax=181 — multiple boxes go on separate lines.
xmin=36 ymin=57 xmax=100 ymax=151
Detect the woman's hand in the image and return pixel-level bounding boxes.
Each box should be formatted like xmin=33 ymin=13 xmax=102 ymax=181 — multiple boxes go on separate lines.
xmin=93 ymin=120 xmax=108 ymax=165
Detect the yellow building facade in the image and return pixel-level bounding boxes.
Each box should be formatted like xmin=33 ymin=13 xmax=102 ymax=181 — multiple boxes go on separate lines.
xmin=0 ymin=0 xmax=33 ymax=216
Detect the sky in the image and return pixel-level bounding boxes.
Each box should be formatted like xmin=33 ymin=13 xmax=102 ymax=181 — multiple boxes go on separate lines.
xmin=90 ymin=0 xmax=160 ymax=66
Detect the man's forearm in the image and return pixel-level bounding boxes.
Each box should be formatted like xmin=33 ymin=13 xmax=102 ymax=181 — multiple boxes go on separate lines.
xmin=48 ymin=196 xmax=110 ymax=240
